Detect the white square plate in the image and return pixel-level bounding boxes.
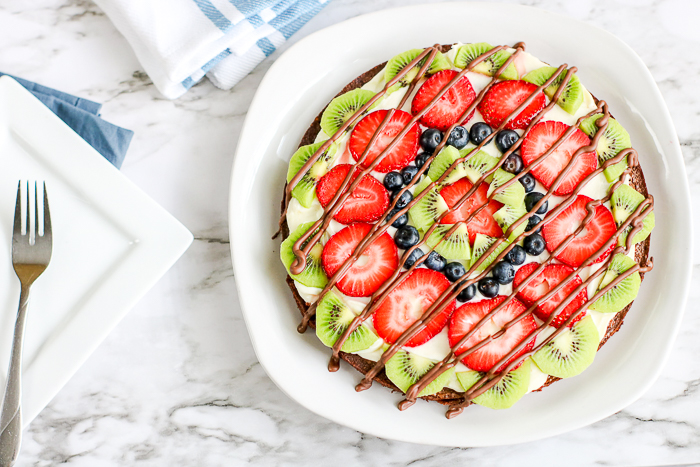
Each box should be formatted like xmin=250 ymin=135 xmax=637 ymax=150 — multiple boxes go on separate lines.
xmin=0 ymin=76 xmax=192 ymax=426
xmin=229 ymin=3 xmax=692 ymax=446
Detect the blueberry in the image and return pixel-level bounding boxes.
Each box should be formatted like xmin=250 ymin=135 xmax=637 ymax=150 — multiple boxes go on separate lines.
xmin=478 ymin=277 xmax=500 ymax=298
xmin=415 ymin=152 xmax=431 ymax=169
xmin=526 ymin=214 xmax=542 ymax=234
xmin=523 ymin=234 xmax=546 ymax=256
xmin=420 ymin=129 xmax=443 ymax=152
xmin=444 ymin=262 xmax=466 ymax=282
xmin=388 ymin=208 xmax=408 ymax=228
xmin=492 ymin=261 xmax=515 ymax=285
xmin=504 ymin=245 xmax=526 ymax=265
xmin=470 ymin=122 xmax=493 ymax=145
xmin=519 ymin=173 xmax=536 ymax=193
xmin=384 ymin=171 xmax=403 ymax=191
xmin=401 ymin=166 xmax=419 ymax=185
xmin=404 ymin=248 xmax=424 ymax=269
xmin=424 ymin=251 xmax=446 ymax=272
xmin=392 ymin=190 xmax=413 ymax=209
xmin=495 ymin=130 xmax=519 ymax=153
xmin=525 ymin=192 xmax=548 ymax=214
xmin=394 ymin=225 xmax=420 ymax=249
xmin=457 ymin=282 xmax=477 ymax=302
xmin=503 ymin=154 xmax=524 ymax=175
xmin=447 ymin=126 xmax=469 ymax=149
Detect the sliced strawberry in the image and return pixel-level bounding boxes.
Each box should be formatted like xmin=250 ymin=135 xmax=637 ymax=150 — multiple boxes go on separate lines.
xmin=514 ymin=263 xmax=588 ymax=328
xmin=521 ymin=121 xmax=597 ymax=195
xmin=411 ymin=70 xmax=476 ymax=131
xmin=477 ymin=80 xmax=546 ymax=130
xmin=322 ymin=223 xmax=398 ymax=297
xmin=373 ymin=268 xmax=455 ymax=347
xmin=316 ymin=164 xmax=390 ymax=224
xmin=349 ymin=109 xmax=420 ymax=173
xmin=448 ymin=296 xmax=536 ymax=372
xmin=542 ymin=195 xmax=616 ymax=267
xmin=438 ymin=178 xmax=503 ymax=243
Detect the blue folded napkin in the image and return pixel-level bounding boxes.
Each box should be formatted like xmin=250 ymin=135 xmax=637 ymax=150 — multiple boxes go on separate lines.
xmin=0 ymin=73 xmax=133 ymax=168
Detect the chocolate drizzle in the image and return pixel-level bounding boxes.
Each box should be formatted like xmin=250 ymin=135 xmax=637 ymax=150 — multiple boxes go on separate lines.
xmin=280 ymin=42 xmax=655 ymax=417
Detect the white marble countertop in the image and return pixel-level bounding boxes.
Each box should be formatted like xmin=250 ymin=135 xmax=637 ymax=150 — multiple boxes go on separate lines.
xmin=0 ymin=0 xmax=698 ymax=465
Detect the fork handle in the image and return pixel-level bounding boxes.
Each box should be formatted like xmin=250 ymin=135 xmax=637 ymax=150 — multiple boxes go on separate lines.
xmin=0 ymin=285 xmax=30 ymax=467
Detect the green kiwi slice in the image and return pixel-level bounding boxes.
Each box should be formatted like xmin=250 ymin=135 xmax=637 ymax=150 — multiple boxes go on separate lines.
xmin=428 ymin=146 xmax=467 ymax=184
xmin=316 ymin=291 xmax=378 ymax=352
xmin=454 ymin=43 xmax=518 ymax=80
xmin=470 ymin=234 xmax=510 ymax=273
xmin=280 ymin=222 xmax=328 ymax=288
xmin=408 ymin=185 xmax=448 ymax=231
xmin=460 ymin=148 xmax=500 ymax=184
xmin=287 ymin=141 xmax=338 ymax=208
xmin=425 ymin=224 xmax=471 ymax=261
xmin=579 ymin=115 xmax=632 ymax=182
xmin=385 ymin=350 xmax=455 ymax=397
xmin=384 ymin=48 xmax=452 ymax=92
xmin=493 ymin=202 xmax=528 ymax=241
xmin=532 ymin=315 xmax=599 ymax=378
xmin=522 ymin=66 xmax=584 ymax=115
xmin=413 ymin=174 xmax=433 ymax=195
xmin=456 ymin=359 xmax=531 ymax=410
xmin=610 ymin=184 xmax=655 ymax=246
xmin=589 ymin=254 xmax=641 ymax=313
xmin=320 ymin=89 xmax=377 ymax=137
xmin=488 ymin=168 xmax=526 ymax=207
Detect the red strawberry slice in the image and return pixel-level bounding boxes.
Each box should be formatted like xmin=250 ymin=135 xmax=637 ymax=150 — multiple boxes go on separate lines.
xmin=514 ymin=263 xmax=588 ymax=328
xmin=316 ymin=164 xmax=390 ymax=224
xmin=349 ymin=109 xmax=420 ymax=173
xmin=411 ymin=70 xmax=477 ymax=131
xmin=438 ymin=178 xmax=503 ymax=243
xmin=542 ymin=195 xmax=617 ymax=267
xmin=322 ymin=223 xmax=398 ymax=297
xmin=373 ymin=268 xmax=455 ymax=347
xmin=521 ymin=121 xmax=597 ymax=195
xmin=448 ymin=296 xmax=536 ymax=372
xmin=477 ymin=80 xmax=546 ymax=130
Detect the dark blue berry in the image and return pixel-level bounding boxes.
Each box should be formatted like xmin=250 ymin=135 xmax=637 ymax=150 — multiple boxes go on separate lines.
xmin=392 ymin=190 xmax=413 ymax=209
xmin=478 ymin=277 xmax=500 ymax=298
xmin=384 ymin=171 xmax=403 ymax=191
xmin=492 ymin=261 xmax=515 ymax=285
xmin=415 ymin=152 xmax=431 ymax=169
xmin=523 ymin=234 xmax=546 ymax=256
xmin=495 ymin=130 xmax=519 ymax=153
xmin=424 ymin=251 xmax=446 ymax=272
xmin=447 ymin=126 xmax=469 ymax=149
xmin=401 ymin=166 xmax=419 ymax=185
xmin=457 ymin=282 xmax=477 ymax=302
xmin=504 ymin=245 xmax=526 ymax=265
xmin=503 ymin=154 xmax=524 ymax=174
xmin=420 ymin=129 xmax=443 ymax=152
xmin=526 ymin=214 xmax=542 ymax=234
xmin=519 ymin=173 xmax=536 ymax=193
xmin=394 ymin=225 xmax=420 ymax=249
xmin=404 ymin=248 xmax=424 ymax=268
xmin=388 ymin=208 xmax=408 ymax=228
xmin=525 ymin=192 xmax=548 ymax=214
xmin=469 ymin=122 xmax=493 ymax=145
xmin=444 ymin=262 xmax=466 ymax=282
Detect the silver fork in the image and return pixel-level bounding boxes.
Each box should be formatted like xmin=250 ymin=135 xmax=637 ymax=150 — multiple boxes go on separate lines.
xmin=0 ymin=182 xmax=52 ymax=467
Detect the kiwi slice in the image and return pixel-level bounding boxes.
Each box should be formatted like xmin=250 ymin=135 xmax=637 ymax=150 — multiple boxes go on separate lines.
xmin=287 ymin=141 xmax=338 ymax=208
xmin=493 ymin=202 xmax=528 ymax=241
xmin=456 ymin=359 xmax=531 ymax=410
xmin=408 ymin=185 xmax=448 ymax=231
xmin=385 ymin=350 xmax=456 ymax=397
xmin=522 ymin=66 xmax=583 ymax=115
xmin=589 ymin=254 xmax=641 ymax=313
xmin=426 ymin=224 xmax=471 ymax=261
xmin=320 ymin=89 xmax=377 ymax=136
xmin=487 ymin=168 xmax=526 ymax=207
xmin=532 ymin=315 xmax=599 ymax=378
xmin=316 ymin=291 xmax=378 ymax=352
xmin=579 ymin=115 xmax=632 ymax=182
xmin=454 ymin=43 xmax=518 ymax=80
xmin=460 ymin=148 xmax=500 ymax=184
xmin=428 ymin=146 xmax=467 ymax=184
xmin=610 ymin=184 xmax=655 ymax=246
xmin=280 ymin=222 xmax=328 ymax=288
xmin=470 ymin=234 xmax=509 ymax=273
xmin=384 ymin=49 xmax=452 ymax=92
xmin=413 ymin=174 xmax=433 ymax=195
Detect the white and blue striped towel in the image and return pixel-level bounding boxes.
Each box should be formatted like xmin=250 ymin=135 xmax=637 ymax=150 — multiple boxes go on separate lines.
xmin=94 ymin=0 xmax=329 ymax=99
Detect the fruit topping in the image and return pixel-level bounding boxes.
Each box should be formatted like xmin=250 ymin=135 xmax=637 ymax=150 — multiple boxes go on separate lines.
xmin=502 ymin=154 xmax=523 ymax=174
xmin=385 ymin=350 xmax=455 ymax=396
xmin=477 ymin=80 xmax=546 ymax=130
xmin=495 ymin=129 xmax=519 ymax=153
xmin=504 ymin=244 xmax=526 ymax=265
xmin=478 ymin=278 xmax=500 ymax=298
xmin=391 ymin=189 xmax=413 ymax=209
xmin=456 ymin=359 xmax=531 ymax=409
xmin=589 ymin=253 xmax=641 ymax=313
xmin=457 ymin=282 xmax=477 ymax=302
xmin=610 ymin=184 xmax=655 ymax=246
xmin=316 ymin=164 xmax=390 ymax=224
xmin=420 ymin=128 xmax=443 ymax=152
xmin=453 ymin=43 xmax=519 ymax=80
xmin=523 ymin=234 xmax=545 ymax=256
xmin=439 ymin=178 xmax=504 ymax=242
xmin=404 ymin=248 xmax=424 ymax=269
xmin=526 ymin=215 xmax=543 ymax=234
xmin=444 ymin=262 xmax=466 ymax=282
xmin=280 ymin=222 xmax=329 ymax=288
xmin=446 ymin=126 xmax=469 ymax=149
xmin=316 ymin=291 xmax=378 ymax=352
xmin=411 ymin=70 xmax=477 ymax=131
xmin=321 ymin=89 xmax=378 ymax=136
xmin=492 ymin=261 xmax=515 ymax=285
xmin=532 ymin=315 xmax=599 ymax=378
xmin=518 ymin=172 xmax=536 ymax=193
xmin=383 ymin=171 xmax=403 ymax=191
xmin=469 ymin=122 xmax=493 ymax=145
xmin=387 ymin=208 xmax=408 ymax=228
xmin=488 ymin=168 xmax=526 ymax=207
xmin=385 ymin=49 xmax=452 ymax=92
xmin=415 ymin=152 xmax=431 ymax=168
xmin=524 ymin=191 xmax=547 ymax=215
xmin=287 ymin=141 xmax=338 ymax=208
xmin=394 ymin=225 xmax=420 ymax=250
xmin=470 ymin=234 xmax=509 ymax=273
xmin=522 ymin=66 xmax=584 ymax=115
xmin=425 ymin=224 xmax=471 ymax=261
xmin=579 ymin=115 xmax=631 ymax=182
xmin=424 ymin=250 xmax=447 ymax=272
xmin=401 ymin=166 xmax=419 ymax=185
